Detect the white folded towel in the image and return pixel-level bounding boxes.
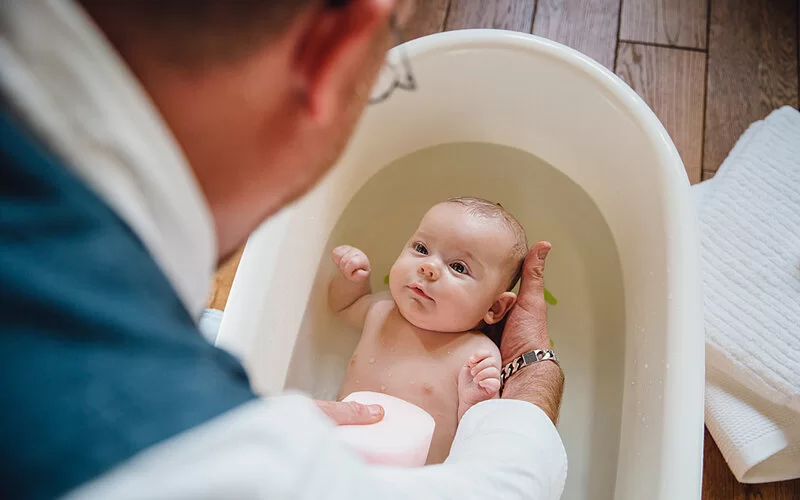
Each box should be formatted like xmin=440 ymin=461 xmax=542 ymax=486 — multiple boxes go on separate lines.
xmin=693 ymin=106 xmax=800 ymax=482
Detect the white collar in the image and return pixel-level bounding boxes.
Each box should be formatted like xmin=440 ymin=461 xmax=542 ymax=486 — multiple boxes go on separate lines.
xmin=0 ymin=0 xmax=216 ymax=319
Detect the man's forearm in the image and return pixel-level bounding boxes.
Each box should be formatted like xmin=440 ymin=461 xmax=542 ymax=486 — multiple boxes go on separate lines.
xmin=69 ymin=395 xmax=568 ymax=500
xmin=501 ymin=361 xmax=564 ymax=424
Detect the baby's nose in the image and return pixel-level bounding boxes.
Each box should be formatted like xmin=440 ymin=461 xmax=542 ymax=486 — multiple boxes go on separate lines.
xmin=418 ymin=262 xmax=439 ymax=281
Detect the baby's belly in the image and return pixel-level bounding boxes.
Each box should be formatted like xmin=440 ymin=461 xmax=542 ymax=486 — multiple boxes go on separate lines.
xmin=339 ymin=350 xmax=459 ymax=464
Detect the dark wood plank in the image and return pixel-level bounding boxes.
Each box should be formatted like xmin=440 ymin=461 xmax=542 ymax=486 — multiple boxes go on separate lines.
xmin=619 ymin=0 xmax=708 ymax=49
xmin=616 ymin=42 xmax=706 ymax=184
xmin=402 ymin=0 xmax=450 ymax=41
xmin=532 ymin=0 xmax=621 ymax=70
xmin=703 ymin=427 xmax=800 ymax=499
xmin=703 ymin=0 xmax=798 ymax=176
xmin=206 ymin=246 xmax=244 ymax=310
xmin=444 ymin=0 xmax=535 ymax=32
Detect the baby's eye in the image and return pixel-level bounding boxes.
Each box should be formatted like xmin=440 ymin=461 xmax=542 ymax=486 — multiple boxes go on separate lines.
xmin=414 ymin=243 xmax=428 ymax=255
xmin=451 ymin=262 xmax=468 ymax=274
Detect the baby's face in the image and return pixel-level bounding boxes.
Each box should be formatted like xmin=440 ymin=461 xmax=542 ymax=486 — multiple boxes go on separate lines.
xmin=389 ymin=202 xmax=516 ymax=332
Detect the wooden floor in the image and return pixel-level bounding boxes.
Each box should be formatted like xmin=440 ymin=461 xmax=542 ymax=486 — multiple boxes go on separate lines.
xmin=208 ymin=0 xmax=800 ymax=497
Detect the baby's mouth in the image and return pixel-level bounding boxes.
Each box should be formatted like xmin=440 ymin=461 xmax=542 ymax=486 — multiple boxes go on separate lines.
xmin=408 ymin=283 xmax=434 ymax=302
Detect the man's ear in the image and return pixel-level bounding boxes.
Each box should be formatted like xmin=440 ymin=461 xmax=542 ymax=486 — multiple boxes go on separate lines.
xmin=293 ymin=0 xmax=393 ymax=123
xmin=484 ymin=292 xmax=517 ymax=325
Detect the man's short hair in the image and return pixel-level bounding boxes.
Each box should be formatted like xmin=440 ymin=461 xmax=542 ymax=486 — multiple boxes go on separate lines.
xmin=80 ymin=1 xmax=347 ymax=66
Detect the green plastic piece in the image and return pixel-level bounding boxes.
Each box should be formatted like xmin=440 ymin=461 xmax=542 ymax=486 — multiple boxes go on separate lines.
xmin=544 ymin=287 xmax=558 ymax=306
xmin=384 ymin=273 xmax=390 ymax=285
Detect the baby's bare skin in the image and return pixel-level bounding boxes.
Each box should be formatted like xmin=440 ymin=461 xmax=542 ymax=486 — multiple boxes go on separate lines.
xmin=330 ymin=201 xmax=525 ymax=464
xmin=338 ymin=294 xmax=499 ymax=464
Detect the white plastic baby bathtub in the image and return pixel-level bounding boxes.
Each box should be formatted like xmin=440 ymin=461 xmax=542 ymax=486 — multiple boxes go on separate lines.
xmin=217 ymin=30 xmax=704 ymax=500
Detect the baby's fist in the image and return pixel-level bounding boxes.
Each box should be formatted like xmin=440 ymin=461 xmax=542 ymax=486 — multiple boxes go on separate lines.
xmin=457 ymin=349 xmax=501 ymax=420
xmin=332 ymin=245 xmax=371 ymax=282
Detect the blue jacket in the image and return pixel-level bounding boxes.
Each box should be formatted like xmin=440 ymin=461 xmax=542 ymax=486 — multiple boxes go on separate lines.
xmin=0 ymin=108 xmax=256 ymax=499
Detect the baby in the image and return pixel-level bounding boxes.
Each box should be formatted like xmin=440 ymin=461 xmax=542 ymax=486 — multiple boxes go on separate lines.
xmin=329 ymin=197 xmax=528 ymax=464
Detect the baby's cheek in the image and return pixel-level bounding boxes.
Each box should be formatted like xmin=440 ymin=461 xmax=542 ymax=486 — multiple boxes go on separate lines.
xmin=447 ymin=290 xmax=488 ymax=328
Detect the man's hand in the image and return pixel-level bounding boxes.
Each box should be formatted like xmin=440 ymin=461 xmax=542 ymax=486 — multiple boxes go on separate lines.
xmin=315 ymin=400 xmax=384 ymax=425
xmin=499 ymin=241 xmax=564 ymax=423
xmin=500 ymin=241 xmax=552 ymax=362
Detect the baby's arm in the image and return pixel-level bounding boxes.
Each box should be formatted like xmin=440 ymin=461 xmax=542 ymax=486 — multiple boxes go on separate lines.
xmin=457 ymin=338 xmax=502 ymax=422
xmin=329 ymin=245 xmax=374 ymax=328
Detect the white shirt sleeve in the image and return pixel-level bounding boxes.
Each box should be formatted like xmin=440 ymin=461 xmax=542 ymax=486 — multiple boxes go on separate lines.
xmin=64 ymin=394 xmax=567 ymax=500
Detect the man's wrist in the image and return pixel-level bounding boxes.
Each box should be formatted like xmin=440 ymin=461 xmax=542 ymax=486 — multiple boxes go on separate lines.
xmin=500 ymin=361 xmax=564 ymax=424
xmin=501 ymin=339 xmax=553 ymax=366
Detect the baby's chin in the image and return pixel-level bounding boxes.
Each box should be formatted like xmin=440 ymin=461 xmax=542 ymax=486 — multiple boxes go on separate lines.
xmin=392 ymin=293 xmax=479 ymax=333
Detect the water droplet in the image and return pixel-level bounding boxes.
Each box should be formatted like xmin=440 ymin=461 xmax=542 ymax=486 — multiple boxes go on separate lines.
xmin=631 ymin=381 xmax=636 ymax=386
xmin=641 ymin=416 xmax=646 ymax=423
xmin=388 ymin=372 xmax=393 ymax=378
xmin=644 ymin=363 xmax=649 ymax=369
xmin=447 ymin=351 xmax=452 ymax=356
xmin=666 ymin=363 xmax=670 ymax=369
xmin=355 ymin=379 xmax=360 ymax=385
xmin=368 ymin=357 xmax=375 ymax=364
xmin=390 ymin=348 xmax=395 ymax=353
xmin=380 ymin=385 xmax=386 ymax=392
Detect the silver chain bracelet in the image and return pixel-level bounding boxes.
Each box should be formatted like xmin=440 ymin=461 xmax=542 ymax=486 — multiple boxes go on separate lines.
xmin=500 ymin=349 xmax=560 ymax=392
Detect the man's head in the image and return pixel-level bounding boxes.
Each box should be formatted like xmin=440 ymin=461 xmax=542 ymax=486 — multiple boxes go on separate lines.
xmin=80 ymin=0 xmax=412 ymax=259
xmin=388 ymin=197 xmax=528 ymax=332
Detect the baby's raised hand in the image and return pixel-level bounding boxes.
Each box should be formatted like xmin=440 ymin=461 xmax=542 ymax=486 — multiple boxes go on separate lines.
xmin=332 ymin=245 xmax=371 ymax=282
xmin=457 ymin=349 xmax=501 ymax=420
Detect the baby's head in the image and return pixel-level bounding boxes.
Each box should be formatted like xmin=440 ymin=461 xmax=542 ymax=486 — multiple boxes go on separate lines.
xmin=388 ymin=197 xmax=528 ymax=332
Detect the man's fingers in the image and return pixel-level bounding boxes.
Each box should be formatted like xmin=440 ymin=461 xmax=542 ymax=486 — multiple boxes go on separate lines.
xmin=515 ymin=241 xmax=551 ymax=314
xmin=316 ymin=400 xmax=384 ymax=425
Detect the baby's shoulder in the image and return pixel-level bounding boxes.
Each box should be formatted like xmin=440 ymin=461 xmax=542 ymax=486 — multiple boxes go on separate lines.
xmin=366 ymin=291 xmax=394 ymax=314
xmin=362 ymin=291 xmax=396 ymax=325
xmin=450 ymin=330 xmax=501 ymax=356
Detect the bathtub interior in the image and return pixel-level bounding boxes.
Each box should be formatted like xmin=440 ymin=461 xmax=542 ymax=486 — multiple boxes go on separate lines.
xmin=220 ymin=31 xmax=703 ymax=500
xmin=284 ymin=142 xmax=626 ymax=500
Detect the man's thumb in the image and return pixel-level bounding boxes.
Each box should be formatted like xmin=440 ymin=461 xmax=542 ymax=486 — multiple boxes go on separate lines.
xmin=518 ymin=241 xmax=551 ymax=306
xmin=317 ymin=400 xmax=384 ymax=425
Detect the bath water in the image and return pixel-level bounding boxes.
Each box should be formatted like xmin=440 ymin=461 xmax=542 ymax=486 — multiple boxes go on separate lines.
xmin=284 ymin=142 xmax=626 ymax=499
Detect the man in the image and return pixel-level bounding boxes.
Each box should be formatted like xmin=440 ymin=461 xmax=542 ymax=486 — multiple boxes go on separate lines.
xmin=0 ymin=1 xmax=566 ymax=498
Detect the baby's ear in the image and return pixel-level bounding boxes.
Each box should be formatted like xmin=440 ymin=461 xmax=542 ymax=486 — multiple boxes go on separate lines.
xmin=484 ymin=292 xmax=517 ymax=325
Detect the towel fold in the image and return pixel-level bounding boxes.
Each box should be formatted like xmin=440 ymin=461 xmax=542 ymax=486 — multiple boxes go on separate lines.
xmin=694 ymin=106 xmax=800 ymax=482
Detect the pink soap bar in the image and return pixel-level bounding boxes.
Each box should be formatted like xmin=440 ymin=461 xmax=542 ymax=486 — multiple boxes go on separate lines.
xmin=334 ymin=391 xmax=435 ymax=467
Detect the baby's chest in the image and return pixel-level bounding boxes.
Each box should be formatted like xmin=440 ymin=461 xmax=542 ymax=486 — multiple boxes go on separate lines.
xmin=346 ymin=330 xmax=459 ymax=409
